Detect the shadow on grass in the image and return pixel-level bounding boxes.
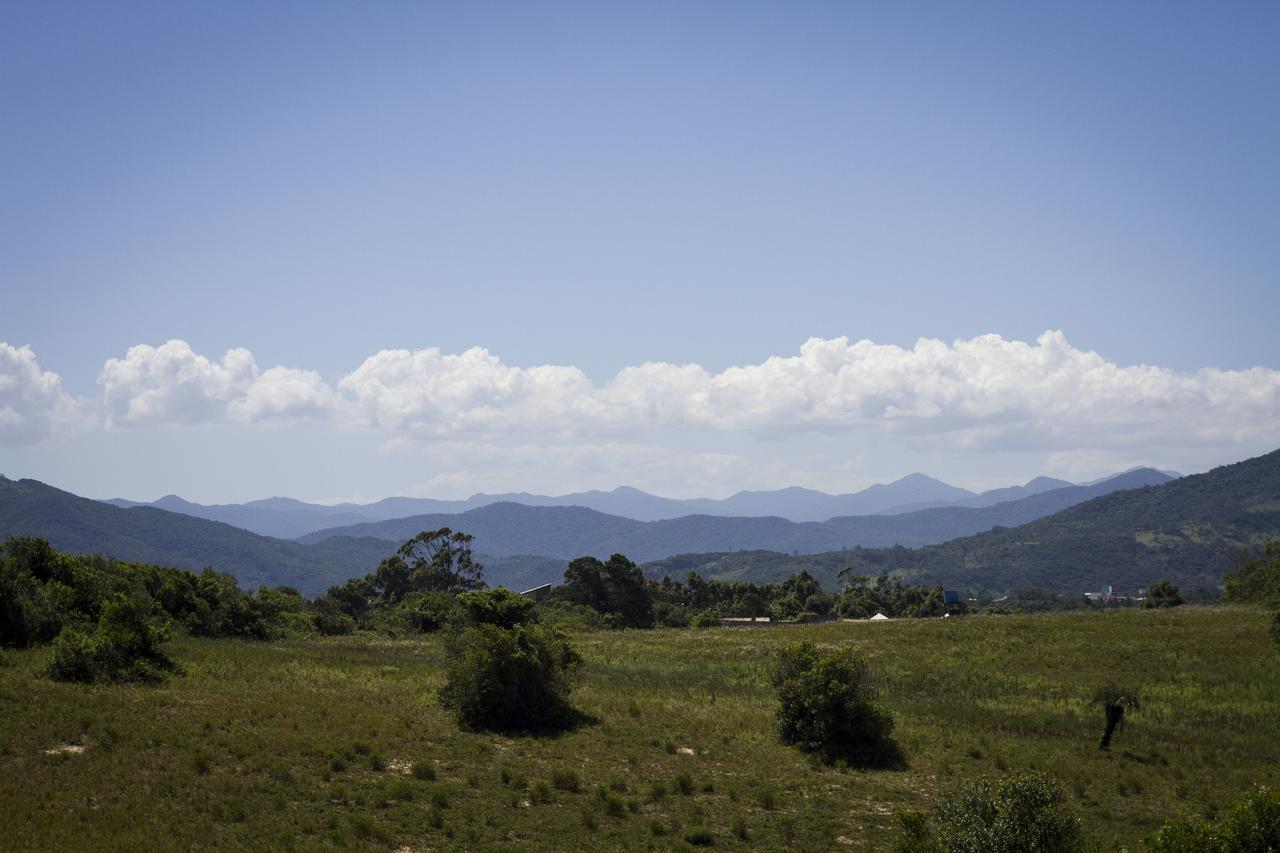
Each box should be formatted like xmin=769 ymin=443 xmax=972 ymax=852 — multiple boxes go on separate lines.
xmin=842 ymin=737 xmax=910 ymax=771
xmin=459 ymin=706 xmax=602 ymax=739
xmin=806 ymin=737 xmax=910 ymax=771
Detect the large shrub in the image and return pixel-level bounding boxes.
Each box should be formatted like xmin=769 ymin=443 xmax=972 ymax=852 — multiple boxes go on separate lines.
xmin=931 ymin=772 xmax=1082 ymax=853
xmin=457 ymin=587 xmax=535 ymax=628
xmin=1149 ymin=785 xmax=1280 ymax=852
xmin=770 ymin=642 xmax=895 ymax=762
xmin=438 ymin=623 xmax=581 ymax=731
xmin=1144 ymin=580 xmax=1184 ymax=608
xmin=46 ymin=593 xmax=178 ymax=684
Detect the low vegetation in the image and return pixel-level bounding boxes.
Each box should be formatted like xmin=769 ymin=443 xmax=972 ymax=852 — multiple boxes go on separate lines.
xmin=898 ymin=770 xmax=1082 ymax=852
xmin=3 ymin=533 xmax=1279 ymax=849
xmin=1148 ymin=785 xmax=1280 ymax=851
xmin=1 ymin=604 xmax=1277 ymax=850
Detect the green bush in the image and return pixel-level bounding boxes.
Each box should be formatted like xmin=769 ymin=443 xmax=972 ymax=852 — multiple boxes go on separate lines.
xmin=458 ymin=587 xmax=536 ymax=628
xmin=1149 ymin=785 xmax=1280 ymax=852
xmin=396 ymin=590 xmax=463 ymax=634
xmin=313 ymin=610 xmax=357 ymax=636
xmin=46 ymin=593 xmax=178 ymax=684
xmin=690 ymin=611 xmax=721 ymax=628
xmin=1270 ymin=610 xmax=1280 ymax=654
xmin=1144 ymin=580 xmax=1184 ymax=609
xmin=438 ymin=623 xmax=581 ymax=731
xmin=770 ymin=642 xmax=895 ymax=762
xmin=930 ymin=771 xmax=1082 ymax=853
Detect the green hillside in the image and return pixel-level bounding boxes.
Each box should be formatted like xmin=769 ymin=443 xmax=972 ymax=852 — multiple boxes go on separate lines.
xmin=647 ymin=448 xmax=1280 ymax=593
xmin=0 ymin=477 xmax=395 ymax=596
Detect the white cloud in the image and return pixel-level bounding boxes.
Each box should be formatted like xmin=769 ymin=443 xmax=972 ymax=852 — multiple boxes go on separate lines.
xmin=338 ymin=332 xmax=1280 ymax=457
xmin=7 ymin=333 xmax=1279 ymax=488
xmin=0 ymin=342 xmax=86 ymax=445
xmin=99 ymin=340 xmax=334 ymax=428
xmin=392 ymin=440 xmax=791 ymax=500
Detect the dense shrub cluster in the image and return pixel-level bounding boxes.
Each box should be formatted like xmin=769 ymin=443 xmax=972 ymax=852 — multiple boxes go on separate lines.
xmin=1224 ymin=541 xmax=1280 ymax=608
xmin=644 ymin=569 xmax=958 ymax=625
xmin=1144 ymin=579 xmax=1184 ymax=608
xmin=553 ymin=554 xmax=654 ymax=628
xmin=770 ymin=641 xmax=895 ymax=763
xmin=312 ymin=529 xmax=480 ymax=634
xmin=834 ymin=573 xmax=954 ymax=619
xmin=438 ymin=622 xmax=581 ymax=731
xmin=898 ymin=771 xmax=1082 ymax=853
xmin=1149 ymin=785 xmax=1280 ymax=852
xmin=0 ymin=537 xmax=305 ymax=651
xmin=46 ymin=593 xmax=179 ymax=684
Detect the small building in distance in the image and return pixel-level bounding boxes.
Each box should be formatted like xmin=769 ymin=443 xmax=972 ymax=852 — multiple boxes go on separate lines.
xmin=519 ymin=583 xmax=553 ymax=602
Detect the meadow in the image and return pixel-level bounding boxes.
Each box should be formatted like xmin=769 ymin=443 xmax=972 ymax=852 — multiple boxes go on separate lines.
xmin=0 ymin=606 xmax=1276 ymax=851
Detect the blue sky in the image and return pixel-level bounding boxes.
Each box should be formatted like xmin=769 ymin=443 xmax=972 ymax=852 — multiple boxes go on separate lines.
xmin=2 ymin=2 xmax=1278 ymax=503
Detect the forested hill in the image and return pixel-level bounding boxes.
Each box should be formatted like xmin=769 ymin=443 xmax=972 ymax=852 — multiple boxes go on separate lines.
xmin=0 ymin=477 xmax=394 ymax=596
xmin=644 ymin=448 xmax=1280 ymax=593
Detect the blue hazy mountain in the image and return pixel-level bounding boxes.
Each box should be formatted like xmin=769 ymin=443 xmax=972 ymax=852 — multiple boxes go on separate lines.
xmin=100 ymin=472 xmax=1096 ymax=537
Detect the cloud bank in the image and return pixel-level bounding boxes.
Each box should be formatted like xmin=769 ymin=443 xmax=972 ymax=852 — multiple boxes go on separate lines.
xmin=0 ymin=343 xmax=85 ymax=445
xmin=3 ymin=333 xmax=1277 ymax=475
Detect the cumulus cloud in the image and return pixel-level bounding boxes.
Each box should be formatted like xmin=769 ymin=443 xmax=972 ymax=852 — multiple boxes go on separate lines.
xmin=5 ymin=333 xmax=1278 ymax=480
xmin=99 ymin=340 xmax=334 ymax=428
xmin=0 ymin=342 xmax=86 ymax=445
xmin=337 ymin=346 xmax=602 ymax=437
xmin=339 ymin=332 xmax=1280 ymax=455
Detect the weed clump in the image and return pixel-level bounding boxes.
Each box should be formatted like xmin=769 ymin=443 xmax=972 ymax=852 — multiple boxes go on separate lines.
xmin=551 ymin=769 xmax=580 ymax=793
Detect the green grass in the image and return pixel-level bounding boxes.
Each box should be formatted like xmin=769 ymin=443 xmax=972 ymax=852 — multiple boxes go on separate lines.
xmin=0 ymin=607 xmax=1277 ymax=850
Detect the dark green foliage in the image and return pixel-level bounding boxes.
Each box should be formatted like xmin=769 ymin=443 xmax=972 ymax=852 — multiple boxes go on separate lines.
xmin=689 ymin=611 xmax=721 ymax=628
xmin=1145 ymin=579 xmax=1184 ymax=608
xmin=396 ymin=590 xmax=463 ymax=634
xmin=770 ymin=641 xmax=895 ymax=763
xmin=556 ymin=554 xmax=654 ymax=627
xmin=438 ymin=623 xmax=581 ymax=731
xmin=457 ymin=587 xmax=535 ymax=628
xmin=1091 ymin=685 xmax=1139 ymax=750
xmin=1149 ymin=785 xmax=1280 ymax=852
xmin=1224 ymin=541 xmax=1280 ymax=609
xmin=46 ymin=593 xmax=178 ymax=684
xmin=923 ymin=772 xmax=1082 ymax=853
xmin=1270 ymin=610 xmax=1280 ymax=654
xmin=835 ymin=572 xmax=950 ymax=619
xmin=0 ymin=537 xmax=298 ymax=651
xmin=371 ymin=528 xmax=483 ymax=603
xmin=317 ymin=530 xmax=486 ymax=633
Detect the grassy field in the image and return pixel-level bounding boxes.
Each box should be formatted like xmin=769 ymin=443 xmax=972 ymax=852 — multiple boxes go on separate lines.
xmin=1 ymin=606 xmax=1277 ymax=851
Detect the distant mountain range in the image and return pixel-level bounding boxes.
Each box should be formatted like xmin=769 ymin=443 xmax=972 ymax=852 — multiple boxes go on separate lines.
xmin=643 ymin=450 xmax=1280 ymax=594
xmin=2 ymin=466 xmax=1180 ymax=597
xmin=293 ymin=470 xmax=1174 ymax=563
xmin=101 ymin=468 xmax=1175 ymax=537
